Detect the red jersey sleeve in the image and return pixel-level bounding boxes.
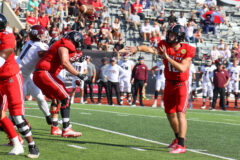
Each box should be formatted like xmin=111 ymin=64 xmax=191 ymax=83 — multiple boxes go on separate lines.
xmin=185 ymin=45 xmax=195 ymax=59
xmin=0 ymin=32 xmax=15 ymax=50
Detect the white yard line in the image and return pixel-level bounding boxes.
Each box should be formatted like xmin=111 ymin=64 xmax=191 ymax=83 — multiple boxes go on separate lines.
xmin=68 ymin=144 xmax=87 ymax=150
xmin=80 ymin=112 xmax=92 ymax=115
xmin=129 ymin=147 xmax=146 ymax=151
xmin=26 ymin=115 xmax=236 ymax=160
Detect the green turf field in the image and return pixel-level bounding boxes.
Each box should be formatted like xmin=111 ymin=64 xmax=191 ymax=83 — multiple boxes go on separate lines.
xmin=0 ymin=101 xmax=239 ymax=160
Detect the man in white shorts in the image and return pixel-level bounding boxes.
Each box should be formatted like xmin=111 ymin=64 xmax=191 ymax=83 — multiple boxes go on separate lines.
xmin=16 ymin=25 xmax=51 ymax=124
xmin=226 ymin=58 xmax=240 ymax=109
xmin=118 ymin=53 xmax=134 ymax=105
xmin=199 ymin=59 xmax=216 ymax=109
xmin=70 ymin=55 xmax=88 ymax=104
xmin=151 ymin=59 xmax=165 ymax=108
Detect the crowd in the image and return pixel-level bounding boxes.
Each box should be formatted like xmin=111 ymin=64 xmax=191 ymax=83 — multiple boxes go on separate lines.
xmin=3 ymin=0 xmax=239 ymax=55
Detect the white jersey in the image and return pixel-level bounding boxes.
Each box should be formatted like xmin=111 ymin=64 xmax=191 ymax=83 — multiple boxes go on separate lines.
xmin=228 ymin=65 xmax=240 ymax=81
xmin=156 ymin=61 xmax=165 ymax=80
xmin=118 ymin=60 xmax=134 ymax=79
xmin=103 ymin=64 xmax=125 ymax=83
xmin=200 ymin=65 xmax=216 ymax=83
xmin=72 ymin=61 xmax=87 ymax=74
xmin=17 ymin=40 xmax=49 ymax=76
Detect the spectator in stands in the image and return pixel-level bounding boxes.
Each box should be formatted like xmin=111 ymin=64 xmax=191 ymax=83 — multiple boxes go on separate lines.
xmin=68 ymin=0 xmax=77 ymax=17
xmin=84 ymin=56 xmax=96 ymax=103
xmin=46 ymin=2 xmax=55 ymax=17
xmin=50 ymin=22 xmax=61 ymax=40
xmin=141 ymin=19 xmax=152 ymax=41
xmin=177 ymin=11 xmax=187 ymax=27
xmin=98 ymin=34 xmax=109 ymax=51
xmin=221 ymin=44 xmax=231 ymax=66
xmin=153 ymin=0 xmax=165 ymax=15
xmin=151 ymin=21 xmax=160 ymax=36
xmin=38 ymin=11 xmax=50 ymax=28
xmin=206 ymin=0 xmax=217 ymax=8
xmin=131 ymin=56 xmax=148 ymax=106
xmin=128 ymin=10 xmax=141 ymax=31
xmin=217 ymin=39 xmax=225 ymax=50
xmin=62 ymin=24 xmax=72 ymax=35
xmin=100 ymin=7 xmax=110 ymax=23
xmin=27 ymin=0 xmax=39 ymax=17
xmin=150 ymin=32 xmax=161 ymax=47
xmin=120 ymin=0 xmax=131 ymax=20
xmin=195 ymin=28 xmax=204 ymax=43
xmin=72 ymin=16 xmax=85 ymax=31
xmin=161 ymin=28 xmax=167 ymax=40
xmin=211 ymin=45 xmax=220 ymax=62
xmin=131 ymin=0 xmax=145 ymax=20
xmin=7 ymin=0 xmax=20 ymax=16
xmin=55 ymin=4 xmax=65 ymax=21
xmin=168 ymin=10 xmax=177 ymax=25
xmin=211 ymin=59 xmax=230 ymax=111
xmin=39 ymin=0 xmax=49 ymax=13
xmin=26 ymin=12 xmax=38 ymax=26
xmin=185 ymin=21 xmax=196 ymax=43
xmin=63 ymin=17 xmax=72 ymax=29
xmin=216 ymin=6 xmax=229 ymax=26
xmin=231 ymin=41 xmax=240 ymax=60
xmin=92 ymin=0 xmax=104 ymax=12
xmin=194 ymin=4 xmax=208 ymax=22
xmin=202 ymin=14 xmax=216 ymax=35
xmin=100 ymin=21 xmax=113 ymax=43
xmin=13 ymin=27 xmax=22 ymax=55
xmin=156 ymin=11 xmax=167 ymax=31
xmin=83 ymin=31 xmax=93 ymax=50
xmin=113 ymin=39 xmax=124 ymax=53
xmin=112 ymin=17 xmax=122 ymax=40
xmin=140 ymin=0 xmax=151 ymax=11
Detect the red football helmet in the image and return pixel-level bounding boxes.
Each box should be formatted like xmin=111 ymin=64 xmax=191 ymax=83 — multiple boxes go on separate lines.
xmin=29 ymin=25 xmax=49 ymax=43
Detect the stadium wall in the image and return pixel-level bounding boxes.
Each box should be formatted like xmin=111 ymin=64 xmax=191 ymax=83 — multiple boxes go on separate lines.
xmin=2 ymin=1 xmax=24 ymax=30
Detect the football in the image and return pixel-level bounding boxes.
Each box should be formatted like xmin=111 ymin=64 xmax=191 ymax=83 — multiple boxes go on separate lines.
xmin=79 ymin=4 xmax=95 ymax=16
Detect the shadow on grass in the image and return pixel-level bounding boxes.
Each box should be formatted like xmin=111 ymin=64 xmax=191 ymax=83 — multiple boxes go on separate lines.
xmin=33 ymin=136 xmax=167 ymax=152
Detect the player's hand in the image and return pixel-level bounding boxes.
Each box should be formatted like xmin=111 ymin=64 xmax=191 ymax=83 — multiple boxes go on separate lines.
xmin=159 ymin=45 xmax=169 ymax=60
xmin=92 ymin=78 xmax=95 ymax=83
xmin=224 ymin=83 xmax=228 ymax=87
xmin=144 ymin=83 xmax=147 ymax=86
xmin=131 ymin=79 xmax=134 ymax=84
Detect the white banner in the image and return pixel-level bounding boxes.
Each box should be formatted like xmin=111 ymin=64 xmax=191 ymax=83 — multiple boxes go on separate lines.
xmin=220 ymin=0 xmax=240 ymax=5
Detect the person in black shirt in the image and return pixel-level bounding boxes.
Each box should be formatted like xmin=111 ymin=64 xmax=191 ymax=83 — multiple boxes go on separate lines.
xmin=168 ymin=10 xmax=177 ymax=25
xmin=202 ymin=14 xmax=216 ymax=35
xmin=156 ymin=11 xmax=168 ymax=31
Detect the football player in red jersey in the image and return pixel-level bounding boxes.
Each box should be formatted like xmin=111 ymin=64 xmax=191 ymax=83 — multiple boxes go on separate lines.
xmin=126 ymin=24 xmax=195 ymax=154
xmin=0 ymin=14 xmax=39 ymax=158
xmin=33 ymin=31 xmax=86 ymax=138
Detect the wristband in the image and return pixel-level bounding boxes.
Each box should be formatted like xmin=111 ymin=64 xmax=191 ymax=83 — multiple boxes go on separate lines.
xmin=0 ymin=57 xmax=6 ymax=68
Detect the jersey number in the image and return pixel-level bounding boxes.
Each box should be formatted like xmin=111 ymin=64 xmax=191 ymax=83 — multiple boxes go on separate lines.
xmin=20 ymin=44 xmax=32 ymax=60
xmin=168 ymin=62 xmax=179 ymax=72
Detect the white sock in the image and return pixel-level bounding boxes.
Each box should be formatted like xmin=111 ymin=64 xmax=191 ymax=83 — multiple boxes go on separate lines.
xmin=154 ymin=100 xmax=157 ymax=104
xmin=161 ymin=101 xmax=164 ymax=106
xmin=11 ymin=137 xmax=20 ymax=145
xmin=28 ymin=141 xmax=35 ymax=146
xmin=80 ymin=97 xmax=84 ymax=103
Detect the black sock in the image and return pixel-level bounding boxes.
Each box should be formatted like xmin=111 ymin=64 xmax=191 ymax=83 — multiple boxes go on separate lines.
xmin=52 ymin=121 xmax=58 ymax=127
xmin=175 ymin=133 xmax=179 ymax=139
xmin=154 ymin=91 xmax=159 ymax=99
xmin=178 ymin=137 xmax=184 ymax=147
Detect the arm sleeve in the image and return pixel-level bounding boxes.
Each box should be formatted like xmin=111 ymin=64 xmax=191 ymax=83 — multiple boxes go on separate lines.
xmin=0 ymin=34 xmax=15 ymax=50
